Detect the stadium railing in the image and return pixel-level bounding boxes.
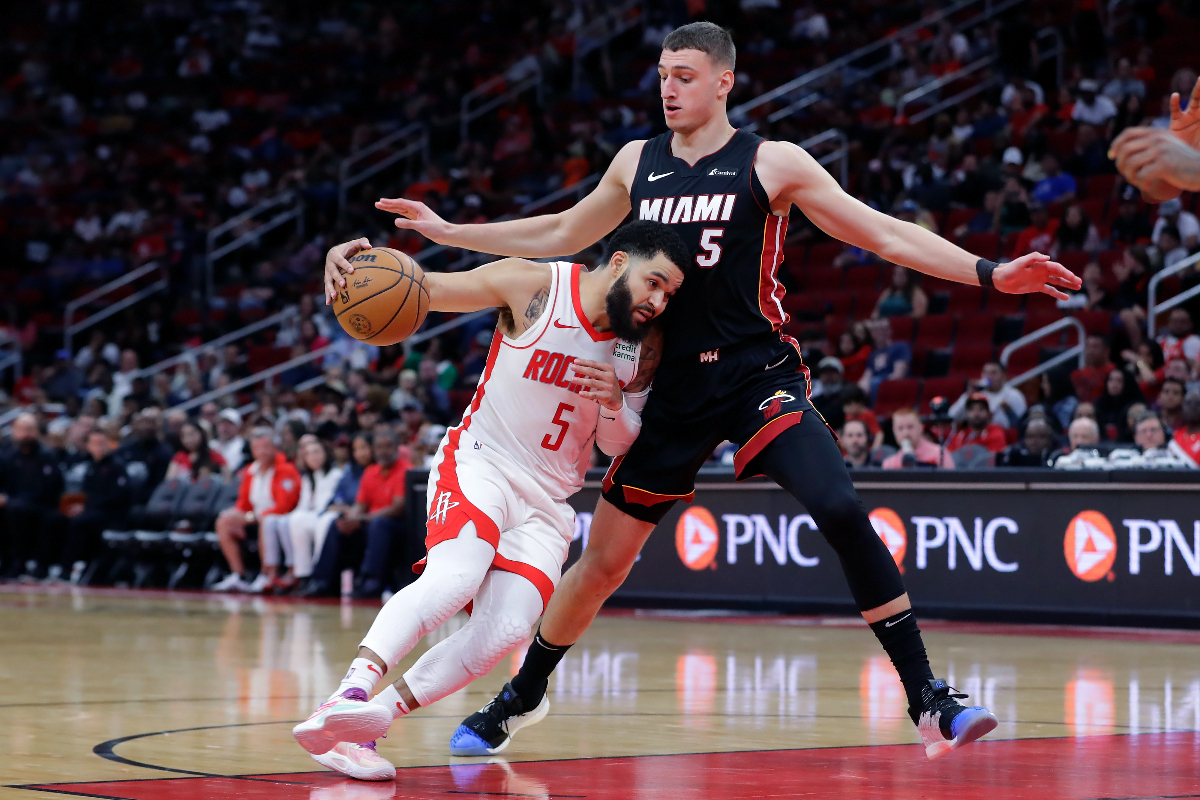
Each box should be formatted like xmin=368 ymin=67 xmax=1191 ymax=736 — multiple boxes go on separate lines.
xmin=460 ymin=63 xmax=544 ymax=142
xmin=730 ymin=0 xmax=1025 ymax=132
xmin=338 ymin=122 xmax=429 ymax=215
xmin=204 ymin=190 xmax=305 ymax=298
xmin=572 ymin=0 xmax=646 ymax=91
xmin=895 ymin=27 xmax=1064 ymax=124
xmin=63 ymin=261 xmax=170 ymax=354
xmin=1147 ymin=251 xmax=1200 ymax=339
xmin=999 ymin=316 xmax=1087 ymax=390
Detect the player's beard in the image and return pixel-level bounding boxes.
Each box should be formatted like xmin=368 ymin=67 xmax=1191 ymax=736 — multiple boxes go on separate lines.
xmin=605 ymin=271 xmax=655 ymax=343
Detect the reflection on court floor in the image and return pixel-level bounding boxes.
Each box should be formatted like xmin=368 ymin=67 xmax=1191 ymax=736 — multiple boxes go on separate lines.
xmin=2 ymin=586 xmax=1198 ymax=800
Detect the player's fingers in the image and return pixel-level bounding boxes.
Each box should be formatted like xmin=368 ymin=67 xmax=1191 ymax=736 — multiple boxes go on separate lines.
xmin=1171 ymin=92 xmax=1182 ymax=120
xmin=394 ymin=218 xmax=418 ymax=230
xmin=572 ymin=358 xmax=609 ymax=371
xmin=1045 ymin=263 xmax=1082 ymax=287
xmin=323 ymin=272 xmax=335 ymax=305
xmin=1040 ymin=285 xmax=1071 ymax=301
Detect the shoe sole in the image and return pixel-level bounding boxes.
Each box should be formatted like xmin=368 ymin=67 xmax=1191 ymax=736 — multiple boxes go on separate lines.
xmin=450 ymin=696 xmax=550 ymax=757
xmin=925 ymin=708 xmax=999 ymax=760
xmin=293 ymin=703 xmax=394 ymax=756
xmin=311 ymin=748 xmax=396 ymax=781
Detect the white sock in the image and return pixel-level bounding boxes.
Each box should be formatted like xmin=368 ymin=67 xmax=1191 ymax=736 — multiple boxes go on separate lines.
xmin=335 ymin=657 xmax=385 ymax=698
xmin=371 ymin=683 xmax=411 ymax=719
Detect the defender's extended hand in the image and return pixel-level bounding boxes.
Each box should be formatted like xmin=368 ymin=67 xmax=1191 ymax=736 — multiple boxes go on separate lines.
xmin=1110 ymin=126 xmax=1200 ymax=196
xmin=1170 ymin=77 xmax=1200 ymax=151
xmin=375 ymin=197 xmax=451 ymax=241
xmin=993 ymin=252 xmax=1081 ymax=301
xmin=571 ymin=359 xmax=623 ymax=412
xmin=323 ymin=238 xmax=371 ymax=305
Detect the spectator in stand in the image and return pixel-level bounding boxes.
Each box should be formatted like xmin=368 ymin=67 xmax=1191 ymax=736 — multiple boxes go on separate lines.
xmin=1010 ymin=201 xmax=1058 ymax=258
xmin=1032 ymin=155 xmax=1077 ymax=204
xmin=1072 ymin=79 xmax=1118 ymax=132
xmin=295 ymin=433 xmax=374 ymax=597
xmin=1168 ymin=392 xmax=1200 ymax=468
xmin=1156 ymin=377 xmax=1186 ymax=430
xmin=1157 ymin=308 xmax=1200 ymax=366
xmin=108 ymin=349 xmax=141 ymax=417
xmin=1072 ymin=334 xmax=1115 ymax=402
xmin=1122 ymin=339 xmax=1165 ymax=400
xmin=415 ymin=358 xmax=450 ymax=422
xmin=835 ymin=325 xmax=872 ymax=383
xmin=1152 ymin=197 xmax=1200 ymax=251
xmin=1133 ymin=410 xmax=1168 ymax=452
xmin=996 ymin=418 xmax=1056 ymax=467
xmin=165 ymin=421 xmax=226 ymax=481
xmin=872 ymin=264 xmax=928 ymax=319
xmin=55 ymin=428 xmax=131 ymax=585
xmin=1156 ymin=226 xmax=1189 ymax=270
xmin=211 ymin=409 xmax=246 ymax=472
xmin=950 ymin=362 xmax=1027 ymax=428
xmin=947 ymin=394 xmax=1009 ymax=454
xmin=1094 ymin=368 xmax=1145 ymax=440
xmin=212 ymin=428 xmax=301 ymax=593
xmin=281 ymin=439 xmax=346 ymax=593
xmin=1053 ymin=203 xmax=1103 ymax=257
xmin=1109 ymin=185 xmax=1153 ymax=247
xmin=1104 ymin=58 xmax=1147 ymax=101
xmin=840 ymin=385 xmax=883 ymax=450
xmin=840 ymin=419 xmax=879 ymax=468
xmin=119 ymin=409 xmax=173 ymax=506
xmin=1051 ymin=417 xmax=1102 ymax=465
xmin=1114 ymin=246 xmax=1153 ymax=348
xmin=1073 ymin=402 xmax=1098 ymax=422
xmin=881 ymin=409 xmax=955 ymax=470
xmin=0 ymin=414 xmax=64 ymax=581
xmin=859 ymin=319 xmax=911 ymax=400
xmin=810 ymin=356 xmax=846 ymax=429
xmin=1058 ymin=262 xmax=1113 ymax=311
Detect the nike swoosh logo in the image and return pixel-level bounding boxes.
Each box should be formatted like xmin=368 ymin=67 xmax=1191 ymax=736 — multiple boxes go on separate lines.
xmin=765 ymin=355 xmax=788 ymax=371
xmin=553 ymin=320 xmax=579 ymax=329
xmin=647 ymin=171 xmax=673 ymax=182
xmin=884 ymin=613 xmax=912 ymax=627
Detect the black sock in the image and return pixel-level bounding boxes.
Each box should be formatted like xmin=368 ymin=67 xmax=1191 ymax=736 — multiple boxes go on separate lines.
xmin=869 ymin=609 xmax=935 ymax=721
xmin=510 ymin=630 xmax=571 ymax=708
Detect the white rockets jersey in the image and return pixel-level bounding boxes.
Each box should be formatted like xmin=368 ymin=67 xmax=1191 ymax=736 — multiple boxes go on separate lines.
xmin=450 ymin=262 xmax=640 ymax=502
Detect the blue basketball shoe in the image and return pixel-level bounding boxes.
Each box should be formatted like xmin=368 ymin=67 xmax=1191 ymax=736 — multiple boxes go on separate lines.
xmin=449 ymin=682 xmax=550 ymax=756
xmin=912 ymin=679 xmax=999 ymax=759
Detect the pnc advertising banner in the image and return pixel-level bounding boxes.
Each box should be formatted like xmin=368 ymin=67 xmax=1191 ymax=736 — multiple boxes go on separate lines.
xmin=562 ymin=481 xmax=1200 ymax=623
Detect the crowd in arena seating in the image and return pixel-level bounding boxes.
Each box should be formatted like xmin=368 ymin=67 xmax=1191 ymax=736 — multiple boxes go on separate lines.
xmin=6 ymin=1 xmax=1200 ymax=589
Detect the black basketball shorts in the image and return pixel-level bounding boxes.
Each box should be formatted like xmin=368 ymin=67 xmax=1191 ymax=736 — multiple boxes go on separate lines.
xmin=602 ymin=333 xmax=823 ymax=524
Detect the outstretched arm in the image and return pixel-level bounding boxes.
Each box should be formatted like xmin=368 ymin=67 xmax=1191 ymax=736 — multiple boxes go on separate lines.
xmin=375 ymin=141 xmax=643 ymax=258
xmin=757 ymin=141 xmax=1081 ymax=299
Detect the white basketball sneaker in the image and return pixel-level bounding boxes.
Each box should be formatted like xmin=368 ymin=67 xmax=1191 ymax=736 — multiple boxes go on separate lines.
xmin=311 ymin=740 xmax=396 ymax=782
xmin=292 ymin=689 xmax=395 ymax=755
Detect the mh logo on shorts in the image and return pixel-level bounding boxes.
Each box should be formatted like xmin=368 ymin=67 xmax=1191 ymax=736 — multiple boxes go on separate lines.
xmin=758 ymin=390 xmax=796 ymax=421
xmin=430 ymin=490 xmax=461 ymax=526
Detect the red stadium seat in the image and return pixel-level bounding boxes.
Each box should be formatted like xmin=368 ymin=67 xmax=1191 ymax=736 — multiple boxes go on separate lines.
xmin=854 ymin=291 xmax=881 ymax=317
xmin=805 ymin=267 xmax=841 ymax=292
xmin=1004 ymin=348 xmax=1039 ymax=378
xmin=915 ymin=315 xmax=955 ymax=348
xmin=873 ymin=379 xmax=921 ymax=417
xmin=1057 ymin=251 xmax=1091 ymax=275
xmin=1078 ymin=198 xmax=1106 ymax=226
xmin=807 ymin=242 xmax=843 ymax=267
xmin=1086 ymin=174 xmax=1117 ymax=199
xmin=949 ymin=343 xmax=995 ymax=378
xmin=946 ymin=285 xmax=985 ymax=314
xmin=1023 ymin=309 xmax=1063 ymax=335
xmin=985 ymin=291 xmax=1024 ymax=315
xmin=889 ymin=316 xmax=917 ymax=343
xmin=1075 ymin=309 xmax=1112 ymax=335
xmin=943 ymin=209 xmax=976 ymax=236
xmin=955 ymin=313 xmax=997 ymax=345
xmin=962 ymin=232 xmax=1000 ymax=259
xmin=845 ymin=265 xmax=881 ymax=290
xmin=921 ymin=377 xmax=967 ymax=412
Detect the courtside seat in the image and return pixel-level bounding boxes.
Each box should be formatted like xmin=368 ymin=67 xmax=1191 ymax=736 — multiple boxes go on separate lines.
xmin=177 ymin=476 xmax=230 ymax=529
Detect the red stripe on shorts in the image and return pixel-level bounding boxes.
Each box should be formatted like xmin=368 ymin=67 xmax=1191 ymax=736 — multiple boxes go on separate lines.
xmin=491 ymin=554 xmax=555 ymax=613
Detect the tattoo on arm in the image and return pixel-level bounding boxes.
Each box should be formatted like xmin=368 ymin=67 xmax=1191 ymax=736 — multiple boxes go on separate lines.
xmin=524 ymin=287 xmax=549 ymax=326
xmin=626 ymin=342 xmax=660 ymax=392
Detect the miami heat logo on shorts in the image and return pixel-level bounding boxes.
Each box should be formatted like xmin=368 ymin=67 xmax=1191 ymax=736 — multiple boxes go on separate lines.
xmin=758 ymin=390 xmax=796 ymax=421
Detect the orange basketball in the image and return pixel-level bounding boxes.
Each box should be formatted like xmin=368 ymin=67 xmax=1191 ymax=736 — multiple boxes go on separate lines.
xmin=332 ymin=247 xmax=429 ymax=346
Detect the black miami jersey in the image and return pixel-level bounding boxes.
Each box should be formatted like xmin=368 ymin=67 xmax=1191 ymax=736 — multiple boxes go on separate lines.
xmin=629 ymin=128 xmax=788 ymax=360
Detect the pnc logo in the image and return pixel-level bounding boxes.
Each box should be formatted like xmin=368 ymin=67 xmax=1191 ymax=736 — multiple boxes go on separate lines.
xmin=676 ymin=506 xmax=719 ymax=570
xmin=1064 ymin=511 xmax=1116 ymax=582
xmin=869 ymin=508 xmax=907 ymax=567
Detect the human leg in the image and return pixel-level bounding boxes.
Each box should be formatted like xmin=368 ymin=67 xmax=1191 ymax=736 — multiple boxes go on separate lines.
xmin=214 ymin=509 xmax=247 ymax=577
xmin=354 ymin=515 xmax=401 ymax=598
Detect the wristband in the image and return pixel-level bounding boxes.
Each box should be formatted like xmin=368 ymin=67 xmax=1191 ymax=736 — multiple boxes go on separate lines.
xmin=976 ymin=258 xmax=998 ymax=290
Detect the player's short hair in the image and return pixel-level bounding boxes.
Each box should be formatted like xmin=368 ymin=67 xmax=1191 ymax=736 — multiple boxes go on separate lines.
xmin=662 ymin=22 xmax=736 ymax=71
xmin=603 ymin=220 xmax=692 ymax=276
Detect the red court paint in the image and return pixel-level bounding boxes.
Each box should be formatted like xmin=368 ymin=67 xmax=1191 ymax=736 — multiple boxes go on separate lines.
xmin=17 ymin=733 xmax=1200 ymax=800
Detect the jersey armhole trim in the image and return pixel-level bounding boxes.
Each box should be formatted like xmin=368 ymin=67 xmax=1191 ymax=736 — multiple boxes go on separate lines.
xmin=749 ymin=139 xmax=772 ymax=214
xmin=572 ymin=263 xmax=616 ymax=342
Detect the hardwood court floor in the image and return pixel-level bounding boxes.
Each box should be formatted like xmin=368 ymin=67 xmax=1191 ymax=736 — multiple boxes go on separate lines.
xmin=1 ymin=586 xmax=1198 ymax=800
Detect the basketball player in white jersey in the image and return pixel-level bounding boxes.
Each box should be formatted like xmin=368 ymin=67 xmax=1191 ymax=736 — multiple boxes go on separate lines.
xmin=292 ymin=220 xmax=690 ymax=780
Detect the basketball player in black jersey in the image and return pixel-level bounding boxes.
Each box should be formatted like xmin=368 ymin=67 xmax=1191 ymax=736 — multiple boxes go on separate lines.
xmin=326 ymin=23 xmax=1080 ymax=762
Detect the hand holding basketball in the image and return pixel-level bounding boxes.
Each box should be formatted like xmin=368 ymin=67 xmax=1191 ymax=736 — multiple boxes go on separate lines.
xmin=331 ymin=247 xmax=430 ymax=346
xmin=571 ymin=359 xmax=623 ymax=412
xmin=992 ymin=252 xmax=1082 ymax=301
xmin=374 ymin=197 xmax=451 ymax=242
xmin=323 ymin=238 xmax=372 ymax=305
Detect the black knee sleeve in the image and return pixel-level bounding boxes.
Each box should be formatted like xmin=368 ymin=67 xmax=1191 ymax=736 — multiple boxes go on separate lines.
xmin=750 ymin=413 xmax=907 ymax=611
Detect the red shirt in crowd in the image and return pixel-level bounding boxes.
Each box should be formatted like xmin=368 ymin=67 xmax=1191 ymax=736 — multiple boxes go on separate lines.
xmin=1011 ymin=219 xmax=1059 ymax=258
xmin=1071 ymin=363 xmax=1113 ymax=403
xmin=1172 ymin=428 xmax=1200 ymax=468
xmin=946 ymin=424 xmax=1009 ymax=453
xmin=171 ymin=449 xmax=226 ymax=472
xmin=357 ymin=457 xmax=412 ymax=513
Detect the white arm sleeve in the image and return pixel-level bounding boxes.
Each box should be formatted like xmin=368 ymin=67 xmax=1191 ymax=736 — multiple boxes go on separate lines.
xmin=595 ymin=389 xmax=650 ymax=457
